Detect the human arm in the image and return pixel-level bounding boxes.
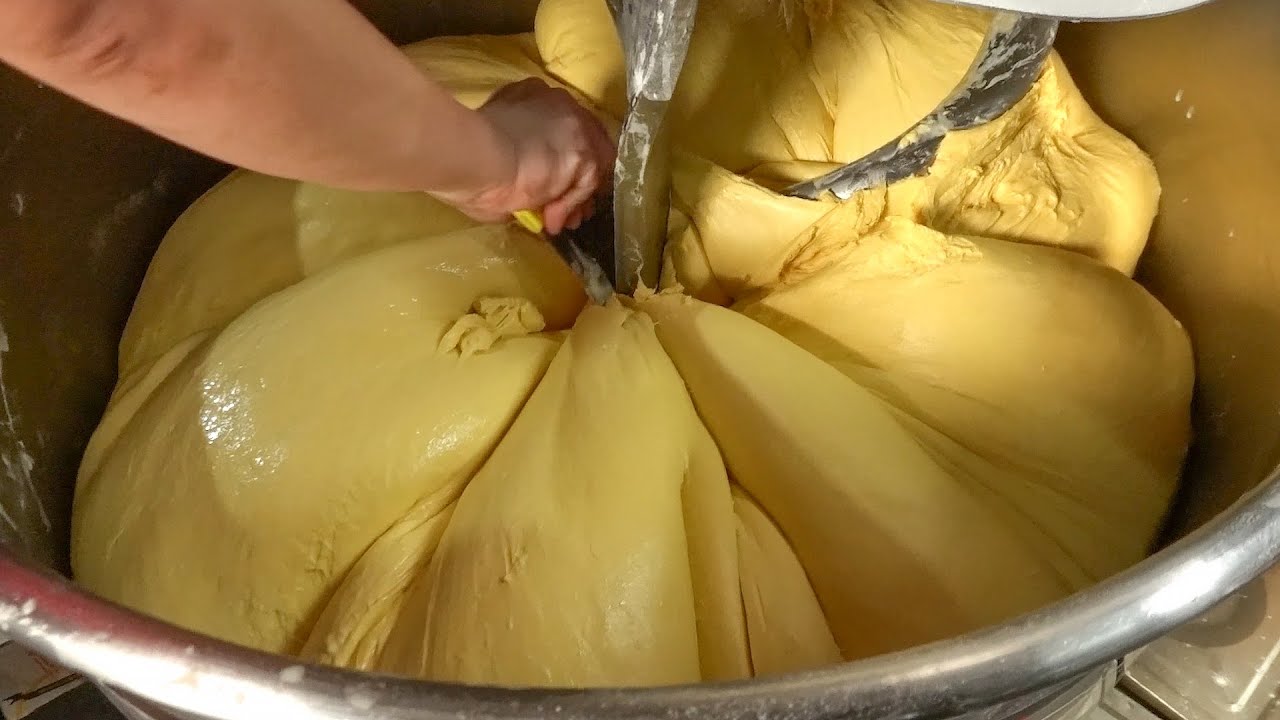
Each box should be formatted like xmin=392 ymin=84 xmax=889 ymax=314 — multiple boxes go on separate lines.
xmin=0 ymin=0 xmax=613 ymax=232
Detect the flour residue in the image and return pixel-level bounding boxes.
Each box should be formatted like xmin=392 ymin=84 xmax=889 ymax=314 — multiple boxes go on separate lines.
xmin=0 ymin=320 xmax=50 ymax=535
xmin=87 ymin=168 xmax=172 ymax=263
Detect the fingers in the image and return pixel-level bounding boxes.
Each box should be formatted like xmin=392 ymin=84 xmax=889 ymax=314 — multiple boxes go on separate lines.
xmin=545 ymin=162 xmax=602 ymax=234
xmin=552 ymin=105 xmax=615 ymax=234
xmin=484 ymin=76 xmax=549 ymax=106
xmin=542 ymin=202 xmax=569 ymax=236
xmin=465 ymin=77 xmax=618 ymax=234
xmin=540 ymin=113 xmax=610 ymax=233
xmin=582 ymin=107 xmax=617 ymax=185
xmin=566 ymin=195 xmax=597 ymax=231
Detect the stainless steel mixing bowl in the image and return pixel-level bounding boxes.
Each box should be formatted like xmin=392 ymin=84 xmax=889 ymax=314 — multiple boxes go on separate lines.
xmin=2 ymin=1 xmax=1280 ymax=718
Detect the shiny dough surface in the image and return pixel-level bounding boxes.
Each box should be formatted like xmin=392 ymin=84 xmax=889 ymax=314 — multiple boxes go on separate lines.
xmin=73 ymin=0 xmax=1194 ymax=687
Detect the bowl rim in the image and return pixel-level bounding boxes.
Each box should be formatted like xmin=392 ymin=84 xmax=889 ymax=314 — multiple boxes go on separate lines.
xmin=3 ymin=464 xmax=1279 ymax=720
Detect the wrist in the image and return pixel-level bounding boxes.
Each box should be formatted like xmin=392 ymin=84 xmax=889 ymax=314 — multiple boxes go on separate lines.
xmin=410 ymin=91 xmax=517 ymax=203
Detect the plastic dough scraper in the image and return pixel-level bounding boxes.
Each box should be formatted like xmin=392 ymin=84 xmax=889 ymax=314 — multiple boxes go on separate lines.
xmin=513 ymin=209 xmax=615 ymax=305
xmin=786 ymin=0 xmax=1210 ymax=201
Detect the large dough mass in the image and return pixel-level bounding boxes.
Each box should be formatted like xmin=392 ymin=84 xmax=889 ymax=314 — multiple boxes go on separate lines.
xmin=72 ymin=0 xmax=1194 ymax=686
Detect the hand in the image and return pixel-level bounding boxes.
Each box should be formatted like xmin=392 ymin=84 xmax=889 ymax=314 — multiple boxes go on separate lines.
xmin=431 ymin=78 xmax=616 ymax=235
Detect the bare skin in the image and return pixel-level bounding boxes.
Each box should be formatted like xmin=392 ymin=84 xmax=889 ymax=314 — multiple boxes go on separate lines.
xmin=0 ymin=0 xmax=615 ymax=233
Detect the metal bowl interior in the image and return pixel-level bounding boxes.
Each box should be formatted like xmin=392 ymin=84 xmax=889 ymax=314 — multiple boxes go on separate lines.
xmin=2 ymin=0 xmax=1280 ymax=718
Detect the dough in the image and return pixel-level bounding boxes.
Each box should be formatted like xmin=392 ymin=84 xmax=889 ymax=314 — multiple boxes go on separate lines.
xmin=72 ymin=0 xmax=1193 ymax=688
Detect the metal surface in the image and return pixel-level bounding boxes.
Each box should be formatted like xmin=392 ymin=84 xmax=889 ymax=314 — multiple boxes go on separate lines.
xmin=34 ymin=668 xmax=1125 ymax=720
xmin=609 ymin=0 xmax=697 ymax=294
xmin=1122 ymin=568 xmax=1280 ymax=720
xmin=786 ymin=13 xmax=1059 ymax=200
xmin=945 ymin=0 xmax=1212 ymax=20
xmin=2 ymin=0 xmax=1280 ymax=719
xmin=1084 ymin=685 xmax=1165 ymax=720
xmin=4 ymin=469 xmax=1280 ymax=720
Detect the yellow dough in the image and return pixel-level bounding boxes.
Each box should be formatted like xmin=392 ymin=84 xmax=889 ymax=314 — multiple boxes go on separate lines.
xmin=72 ymin=0 xmax=1193 ymax=688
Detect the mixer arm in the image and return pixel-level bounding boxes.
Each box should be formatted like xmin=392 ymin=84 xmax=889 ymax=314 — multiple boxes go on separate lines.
xmin=947 ymin=0 xmax=1211 ymax=20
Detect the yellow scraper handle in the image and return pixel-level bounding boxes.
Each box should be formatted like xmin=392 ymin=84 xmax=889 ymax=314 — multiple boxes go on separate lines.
xmin=512 ymin=209 xmax=545 ymax=236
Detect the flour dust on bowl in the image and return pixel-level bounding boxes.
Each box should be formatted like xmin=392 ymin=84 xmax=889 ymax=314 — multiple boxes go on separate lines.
xmin=2 ymin=0 xmax=1280 ymax=718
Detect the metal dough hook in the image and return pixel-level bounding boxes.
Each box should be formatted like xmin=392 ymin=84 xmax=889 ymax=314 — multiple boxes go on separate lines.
xmin=607 ymin=0 xmax=698 ymax=295
xmin=786 ymin=12 xmax=1059 ymax=201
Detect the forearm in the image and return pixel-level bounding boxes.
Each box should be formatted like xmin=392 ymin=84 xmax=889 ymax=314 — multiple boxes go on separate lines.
xmin=0 ymin=0 xmax=514 ymax=194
